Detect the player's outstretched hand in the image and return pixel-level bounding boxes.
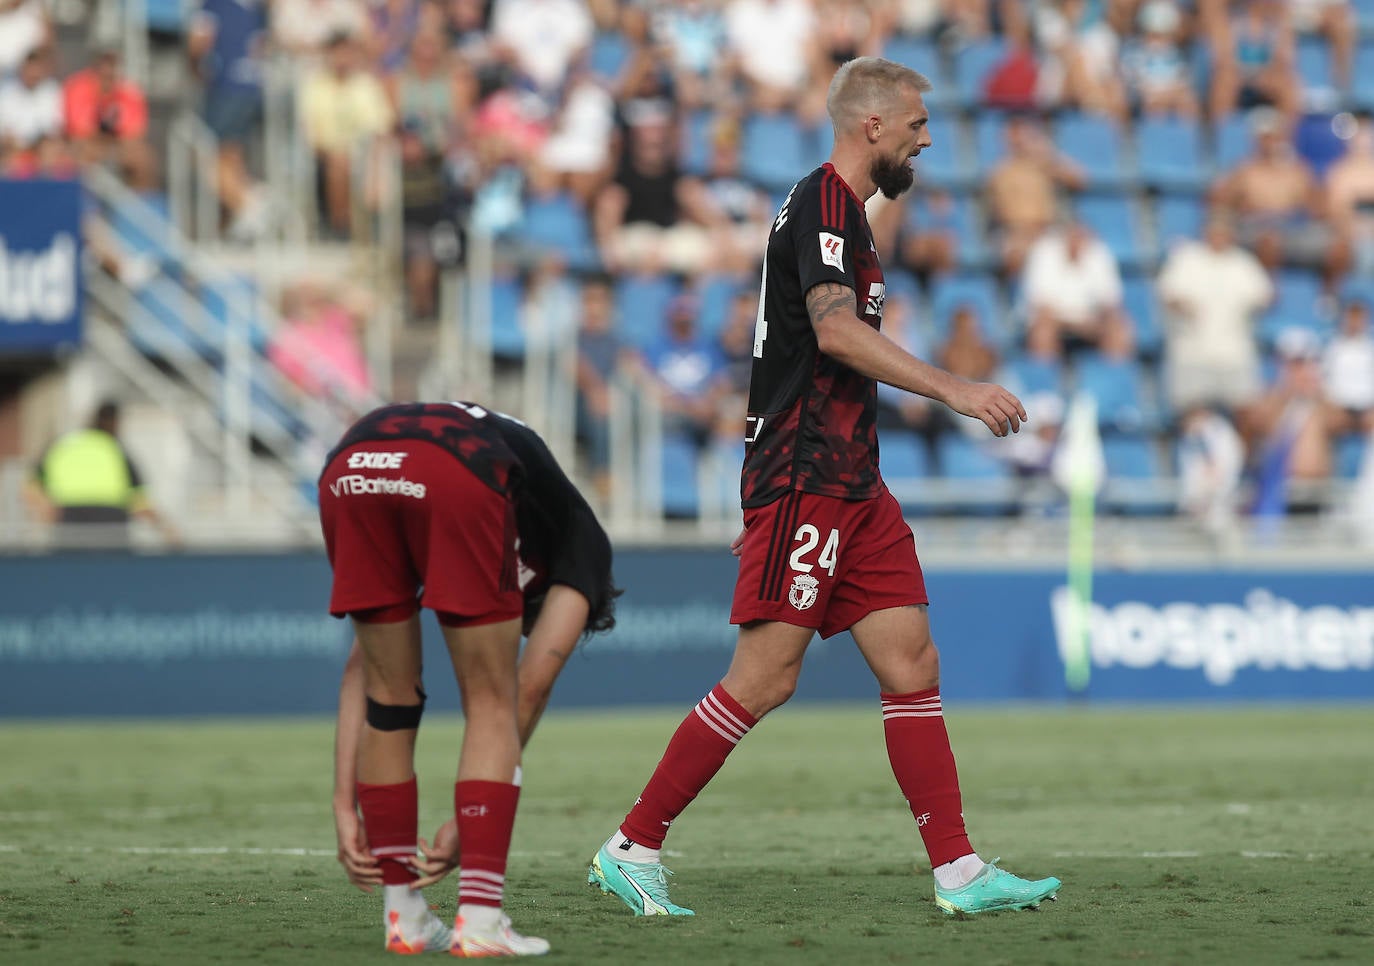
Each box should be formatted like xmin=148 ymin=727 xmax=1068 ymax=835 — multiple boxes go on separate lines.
xmin=333 ymin=799 xmax=382 ymax=892
xmin=410 ymin=818 xmax=459 ymax=890
xmin=945 ymin=381 xmax=1028 ymax=437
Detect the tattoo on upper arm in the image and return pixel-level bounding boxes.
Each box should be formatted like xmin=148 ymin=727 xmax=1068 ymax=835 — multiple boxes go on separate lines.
xmin=804 ymin=282 xmax=855 ymax=326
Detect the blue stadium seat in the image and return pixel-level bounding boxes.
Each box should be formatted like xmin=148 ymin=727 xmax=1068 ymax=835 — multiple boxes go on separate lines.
xmin=1055 ymin=113 xmax=1130 ymax=189
xmin=1121 ymin=275 xmax=1164 ymax=357
xmin=1075 ymin=352 xmax=1150 ymax=433
xmin=884 ymin=267 xmax=921 ymax=306
xmin=1213 ymin=114 xmax=1254 ymax=171
xmin=1075 ymin=196 xmax=1145 ymax=267
xmin=521 ymin=192 xmax=598 ymax=271
xmin=680 ymin=109 xmax=716 ymax=176
xmin=951 ymin=38 xmax=1006 ymax=106
xmin=927 ymin=273 xmax=1006 ymax=346
xmin=615 ymin=274 xmax=680 ymax=347
xmin=1136 ymin=116 xmax=1208 ymax=192
xmin=1101 ymin=435 xmax=1170 ymax=515
xmin=489 ymin=275 xmax=525 ymax=359
xmin=1155 ymin=195 xmax=1206 ymax=249
xmin=1357 ymin=0 xmax=1374 ymax=36
xmin=741 ymin=112 xmax=809 ymax=192
xmin=1340 ymin=275 xmax=1374 ymax=308
xmin=132 ymin=277 xmax=203 ymax=361
xmin=913 ymin=115 xmax=967 ymax=188
xmin=904 ymin=192 xmax=987 ymax=269
xmin=144 ymin=0 xmax=187 ymax=33
xmin=883 ymin=35 xmax=940 ymax=75
xmin=660 ymin=431 xmax=700 ymax=518
xmin=1334 ymin=433 xmax=1369 ymax=480
xmin=589 ymin=31 xmax=630 ymax=82
xmin=935 ymin=434 xmax=1016 ymax=514
xmin=1257 ymin=270 xmax=1326 ymax=347
xmin=1295 ymin=37 xmax=1337 ymax=95
xmin=1355 ymin=40 xmax=1374 ymax=108
xmin=879 ymin=432 xmax=930 ymax=479
xmin=695 ymin=274 xmax=744 ymax=337
xmin=1002 ymin=353 xmax=1065 ymax=398
xmin=972 ymin=111 xmax=1010 ymax=176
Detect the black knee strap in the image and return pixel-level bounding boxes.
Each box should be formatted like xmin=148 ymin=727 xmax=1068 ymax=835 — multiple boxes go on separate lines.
xmin=366 ymin=687 xmax=426 ymax=731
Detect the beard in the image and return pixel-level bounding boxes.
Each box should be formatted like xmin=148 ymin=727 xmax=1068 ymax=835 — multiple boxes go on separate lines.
xmin=870 ymin=153 xmax=915 ymax=200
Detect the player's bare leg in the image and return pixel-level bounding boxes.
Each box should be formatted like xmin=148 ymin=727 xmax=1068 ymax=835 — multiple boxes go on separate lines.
xmin=353 ymin=615 xmax=452 ymax=952
xmin=852 ymin=605 xmax=1061 ymax=914
xmin=590 ymin=621 xmax=813 ymax=915
xmin=441 ymin=617 xmax=548 ymax=956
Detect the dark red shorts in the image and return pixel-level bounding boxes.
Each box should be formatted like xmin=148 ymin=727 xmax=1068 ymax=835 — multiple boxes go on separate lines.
xmin=318 ymin=439 xmax=522 ymax=626
xmin=730 ymin=487 xmax=928 ymax=639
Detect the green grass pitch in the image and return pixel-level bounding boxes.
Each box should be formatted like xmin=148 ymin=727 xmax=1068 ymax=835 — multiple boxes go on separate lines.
xmin=2 ymin=706 xmax=1372 ymax=964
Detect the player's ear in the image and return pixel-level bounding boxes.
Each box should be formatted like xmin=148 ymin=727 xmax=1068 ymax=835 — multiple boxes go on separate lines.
xmin=866 ymin=114 xmax=883 ymax=143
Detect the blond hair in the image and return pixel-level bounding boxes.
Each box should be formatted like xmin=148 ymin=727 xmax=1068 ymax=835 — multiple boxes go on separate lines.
xmin=826 ymin=56 xmax=933 ymax=133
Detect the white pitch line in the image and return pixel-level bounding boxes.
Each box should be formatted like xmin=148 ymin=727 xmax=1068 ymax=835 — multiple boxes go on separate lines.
xmin=0 ymin=803 xmax=321 ymax=824
xmin=0 ymin=843 xmax=570 ymax=859
xmin=1051 ymin=850 xmax=1331 ymax=860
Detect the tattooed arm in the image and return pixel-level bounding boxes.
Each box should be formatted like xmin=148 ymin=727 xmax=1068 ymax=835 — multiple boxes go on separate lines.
xmin=806 ymin=281 xmax=1027 ymax=437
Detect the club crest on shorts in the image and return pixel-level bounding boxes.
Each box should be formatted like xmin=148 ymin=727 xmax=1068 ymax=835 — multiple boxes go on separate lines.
xmin=789 ymin=573 xmax=819 ymax=611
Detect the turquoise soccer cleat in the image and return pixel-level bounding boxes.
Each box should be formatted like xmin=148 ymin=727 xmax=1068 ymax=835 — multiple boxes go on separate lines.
xmin=586 ymin=845 xmax=695 ymax=916
xmin=934 ymin=858 xmax=1061 ymax=916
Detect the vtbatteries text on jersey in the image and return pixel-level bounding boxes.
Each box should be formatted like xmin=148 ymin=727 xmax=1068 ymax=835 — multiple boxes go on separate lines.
xmin=741 ymin=163 xmax=886 ymax=509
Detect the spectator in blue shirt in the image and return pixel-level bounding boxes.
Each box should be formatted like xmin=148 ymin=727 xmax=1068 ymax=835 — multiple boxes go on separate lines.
xmin=640 ymin=292 xmax=722 ymax=449
xmin=188 ymin=0 xmax=269 ymax=240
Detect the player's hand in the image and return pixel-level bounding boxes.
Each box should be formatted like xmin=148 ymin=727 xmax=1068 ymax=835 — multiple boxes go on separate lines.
xmin=944 ymin=381 xmax=1028 ymax=437
xmin=333 ymin=799 xmax=382 ymax=892
xmin=410 ymin=818 xmax=459 ymax=890
xmin=730 ymin=528 xmax=746 ymax=557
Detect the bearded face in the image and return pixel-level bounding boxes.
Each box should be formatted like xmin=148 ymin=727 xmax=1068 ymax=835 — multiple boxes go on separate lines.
xmin=870 ymin=150 xmax=915 ymax=200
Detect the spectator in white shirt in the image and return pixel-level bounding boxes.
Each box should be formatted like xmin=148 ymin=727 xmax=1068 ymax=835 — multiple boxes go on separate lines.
xmin=1323 ymin=299 xmax=1374 ymax=436
xmin=0 ymin=0 xmax=50 ymax=78
xmin=1022 ymin=215 xmax=1123 ymax=353
xmin=272 ymin=0 xmax=368 ymax=57
xmin=0 ymin=47 xmax=62 ymax=151
xmin=1157 ymin=212 xmax=1273 ymax=416
xmin=491 ymin=0 xmax=593 ymax=95
xmin=724 ymin=0 xmax=819 ymax=111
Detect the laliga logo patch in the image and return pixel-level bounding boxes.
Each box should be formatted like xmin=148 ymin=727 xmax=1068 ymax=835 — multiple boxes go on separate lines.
xmin=789 ymin=573 xmax=819 ymax=611
xmin=818 ymin=232 xmax=845 ymax=270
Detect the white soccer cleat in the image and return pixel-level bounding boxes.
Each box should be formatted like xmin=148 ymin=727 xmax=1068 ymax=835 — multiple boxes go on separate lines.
xmin=450 ymin=913 xmax=550 ymax=958
xmin=385 ymin=908 xmax=453 ymax=954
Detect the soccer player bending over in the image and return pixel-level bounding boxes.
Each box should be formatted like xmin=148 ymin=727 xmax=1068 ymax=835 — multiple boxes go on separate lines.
xmin=588 ymin=57 xmax=1061 ymax=918
xmin=320 ymin=401 xmax=618 ymax=956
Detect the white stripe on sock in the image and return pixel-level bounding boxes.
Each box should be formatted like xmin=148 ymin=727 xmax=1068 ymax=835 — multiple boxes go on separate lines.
xmin=883 ymin=710 xmax=944 ymax=718
xmin=702 ymin=692 xmax=751 ymax=735
xmin=696 ymin=696 xmax=748 ymax=740
xmin=693 ymin=706 xmax=742 ymax=743
xmin=371 ymin=845 xmax=417 ymax=857
xmin=881 ymin=699 xmax=941 ymax=709
xmin=460 ymin=870 xmax=505 ymax=885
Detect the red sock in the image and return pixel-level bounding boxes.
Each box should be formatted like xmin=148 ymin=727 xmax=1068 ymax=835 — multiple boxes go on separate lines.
xmin=356 ymin=776 xmax=419 ymax=886
xmin=620 ymin=684 xmax=758 ymax=849
xmin=881 ymin=688 xmax=974 ymax=868
xmin=454 ymin=780 xmax=520 ymax=908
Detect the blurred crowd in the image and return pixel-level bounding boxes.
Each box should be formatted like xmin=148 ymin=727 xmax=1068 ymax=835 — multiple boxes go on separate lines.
xmin=3 ymin=0 xmax=1374 ymax=524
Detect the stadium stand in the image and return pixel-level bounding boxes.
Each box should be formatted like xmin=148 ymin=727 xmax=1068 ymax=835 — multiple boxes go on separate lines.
xmin=2 ymin=0 xmax=1372 ymax=546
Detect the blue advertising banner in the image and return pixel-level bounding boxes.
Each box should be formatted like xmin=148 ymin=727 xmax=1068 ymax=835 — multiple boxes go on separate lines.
xmin=0 ymin=552 xmax=1370 ymax=717
xmin=0 ymin=178 xmax=84 ymax=353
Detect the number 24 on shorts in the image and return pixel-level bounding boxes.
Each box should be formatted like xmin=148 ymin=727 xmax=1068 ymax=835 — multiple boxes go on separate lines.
xmin=790 ymin=525 xmax=840 ymax=577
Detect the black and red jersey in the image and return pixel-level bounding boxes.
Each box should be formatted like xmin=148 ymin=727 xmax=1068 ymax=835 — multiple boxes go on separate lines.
xmin=325 ymin=401 xmax=614 ymax=625
xmin=740 ymin=163 xmax=886 ymax=509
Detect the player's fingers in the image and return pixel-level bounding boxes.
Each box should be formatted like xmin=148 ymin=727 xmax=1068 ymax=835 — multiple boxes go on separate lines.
xmin=409 ymin=867 xmax=456 ymax=890
xmin=1009 ymin=391 xmax=1029 ymax=423
xmin=978 ymin=410 xmax=1004 ymax=437
xmin=997 ymin=399 xmax=1021 ymax=434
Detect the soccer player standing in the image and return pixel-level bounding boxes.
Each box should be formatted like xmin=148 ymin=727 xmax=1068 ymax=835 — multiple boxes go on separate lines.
xmin=319 ymin=401 xmax=617 ymax=956
xmin=587 ymin=58 xmax=1061 ymax=917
